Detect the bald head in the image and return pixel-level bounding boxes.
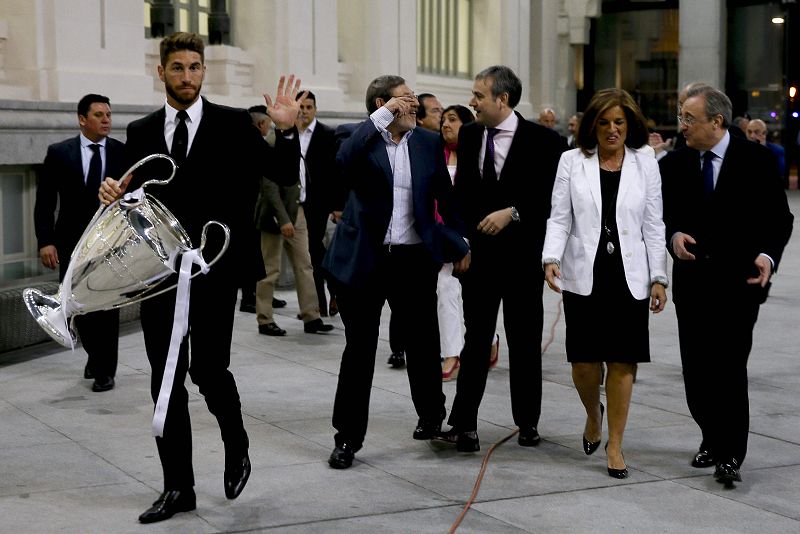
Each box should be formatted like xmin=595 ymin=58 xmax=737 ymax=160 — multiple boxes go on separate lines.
xmin=539 ymin=108 xmax=557 ymax=129
xmin=746 ymin=119 xmax=767 ymax=145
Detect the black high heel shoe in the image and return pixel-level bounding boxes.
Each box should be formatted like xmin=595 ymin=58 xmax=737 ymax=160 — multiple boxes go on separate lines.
xmin=582 ymin=403 xmax=604 ymax=455
xmin=605 ymin=443 xmax=628 ymax=479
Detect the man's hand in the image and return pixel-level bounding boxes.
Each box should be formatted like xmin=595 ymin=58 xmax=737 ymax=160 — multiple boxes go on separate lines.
xmin=478 ymin=208 xmax=513 ymax=236
xmin=39 ymin=245 xmax=58 ymax=270
xmin=747 ymin=254 xmax=772 ymax=288
xmin=98 ymin=174 xmax=132 ymax=206
xmin=648 ymin=132 xmax=670 ymax=155
xmin=453 ymin=250 xmax=471 ymax=274
xmin=671 ymin=232 xmax=697 ymax=261
xmin=330 ymin=211 xmax=342 ymax=223
xmin=280 ymin=222 xmax=295 ymax=238
xmin=383 ymin=95 xmax=418 ymax=117
xmin=264 ymin=74 xmax=307 ymax=130
xmin=544 ymin=263 xmax=562 ymax=293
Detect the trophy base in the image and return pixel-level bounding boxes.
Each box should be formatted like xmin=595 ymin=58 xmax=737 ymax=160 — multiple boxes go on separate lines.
xmin=22 ymin=288 xmax=76 ymax=348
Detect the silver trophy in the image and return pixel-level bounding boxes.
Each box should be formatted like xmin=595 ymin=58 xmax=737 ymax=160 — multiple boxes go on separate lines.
xmin=23 ymin=154 xmax=229 ymax=348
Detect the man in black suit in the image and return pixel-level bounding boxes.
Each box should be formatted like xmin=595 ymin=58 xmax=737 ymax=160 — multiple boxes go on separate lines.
xmin=322 ymin=75 xmax=470 ymax=469
xmin=438 ymin=65 xmax=565 ymax=451
xmin=34 ymin=93 xmax=124 ymax=393
xmin=660 ymin=84 xmax=793 ymax=486
xmin=294 ymin=91 xmax=340 ymax=319
xmin=99 ymin=32 xmax=302 ymax=523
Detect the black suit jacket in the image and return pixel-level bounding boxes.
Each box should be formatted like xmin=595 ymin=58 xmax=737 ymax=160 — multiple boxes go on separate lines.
xmin=124 ymin=98 xmax=299 ymax=276
xmin=302 ymin=120 xmax=339 ymax=223
xmin=323 ymin=120 xmax=469 ymax=287
xmin=454 ymin=112 xmax=565 ymax=267
xmin=34 ymin=135 xmax=126 ymax=270
xmin=660 ymin=133 xmax=793 ymax=304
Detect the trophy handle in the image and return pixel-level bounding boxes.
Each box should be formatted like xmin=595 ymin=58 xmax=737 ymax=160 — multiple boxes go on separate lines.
xmin=115 ymin=153 xmax=178 ymax=189
xmin=199 ymin=220 xmax=231 ymax=269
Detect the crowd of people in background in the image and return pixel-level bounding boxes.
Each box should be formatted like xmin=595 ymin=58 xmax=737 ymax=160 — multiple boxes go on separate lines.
xmin=33 ymin=31 xmax=793 ymax=524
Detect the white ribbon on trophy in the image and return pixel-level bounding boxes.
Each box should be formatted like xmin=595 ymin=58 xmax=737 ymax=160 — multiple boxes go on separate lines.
xmin=23 ymin=154 xmax=230 ymax=437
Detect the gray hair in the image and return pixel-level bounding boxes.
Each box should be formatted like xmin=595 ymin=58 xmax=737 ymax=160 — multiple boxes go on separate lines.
xmin=686 ymin=85 xmax=732 ymax=128
xmin=365 ymin=75 xmax=406 ymax=114
xmin=475 ymin=65 xmax=522 ymax=108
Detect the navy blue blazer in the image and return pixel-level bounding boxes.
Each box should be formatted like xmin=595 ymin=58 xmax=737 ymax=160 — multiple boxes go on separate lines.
xmin=323 ymin=119 xmax=469 ymax=288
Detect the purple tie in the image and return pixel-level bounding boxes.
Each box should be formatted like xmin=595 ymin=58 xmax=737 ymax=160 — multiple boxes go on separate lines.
xmin=483 ymin=127 xmax=499 ymax=181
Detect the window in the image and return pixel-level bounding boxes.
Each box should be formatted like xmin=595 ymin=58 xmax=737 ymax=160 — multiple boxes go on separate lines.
xmin=145 ymin=0 xmax=229 ymax=43
xmin=417 ymin=0 xmax=472 ymax=78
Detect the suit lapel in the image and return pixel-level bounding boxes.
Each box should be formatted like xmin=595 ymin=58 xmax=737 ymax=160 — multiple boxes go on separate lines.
xmin=500 ymin=112 xmax=527 ymax=182
xmin=68 ymin=137 xmax=85 ymax=187
xmin=582 ymin=152 xmax=602 ymax=217
xmin=369 ymin=131 xmax=394 ymax=185
xmin=617 ymin=147 xmax=636 ymax=207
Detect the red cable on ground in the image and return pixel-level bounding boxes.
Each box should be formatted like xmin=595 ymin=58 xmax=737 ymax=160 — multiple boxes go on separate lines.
xmin=447 ymin=296 xmax=564 ymax=534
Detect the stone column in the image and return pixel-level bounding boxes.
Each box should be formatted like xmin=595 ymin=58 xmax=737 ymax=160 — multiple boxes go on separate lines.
xmin=679 ymin=0 xmax=726 ymax=89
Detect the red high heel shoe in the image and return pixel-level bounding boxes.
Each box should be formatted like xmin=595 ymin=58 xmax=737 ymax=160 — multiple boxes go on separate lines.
xmin=488 ymin=334 xmax=500 ymax=369
xmin=442 ymin=357 xmax=460 ymax=381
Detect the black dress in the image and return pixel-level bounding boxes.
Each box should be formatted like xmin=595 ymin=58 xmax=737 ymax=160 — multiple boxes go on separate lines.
xmin=562 ymin=168 xmax=650 ymax=363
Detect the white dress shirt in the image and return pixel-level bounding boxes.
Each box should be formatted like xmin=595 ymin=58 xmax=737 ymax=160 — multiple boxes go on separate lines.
xmin=370 ymin=106 xmax=422 ymax=245
xmin=80 ymin=134 xmax=106 ymax=184
xmin=164 ymin=97 xmax=203 ymax=155
xmin=478 ymin=111 xmax=519 ymax=179
xmin=298 ymin=118 xmax=317 ymax=204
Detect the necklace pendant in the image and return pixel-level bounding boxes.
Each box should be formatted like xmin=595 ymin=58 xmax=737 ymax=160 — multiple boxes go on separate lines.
xmin=606 ymin=241 xmax=615 ymax=254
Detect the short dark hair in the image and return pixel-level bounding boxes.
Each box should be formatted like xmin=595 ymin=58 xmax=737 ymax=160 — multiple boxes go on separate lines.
xmin=248 ymin=105 xmax=267 ymax=114
xmin=77 ymin=94 xmax=110 ymax=117
xmin=296 ymin=90 xmax=316 ymax=104
xmin=159 ymin=32 xmax=205 ymax=67
xmin=439 ymin=105 xmax=475 ymax=143
xmin=417 ymin=93 xmax=436 ymax=120
xmin=365 ymin=75 xmax=406 ymax=114
xmin=575 ymin=88 xmax=649 ymax=156
xmin=686 ymin=85 xmax=732 ymax=128
xmin=475 ymin=65 xmax=522 ymax=108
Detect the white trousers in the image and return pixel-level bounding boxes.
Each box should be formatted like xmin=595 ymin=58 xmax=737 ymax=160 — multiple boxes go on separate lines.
xmin=437 ymin=263 xmax=464 ymax=358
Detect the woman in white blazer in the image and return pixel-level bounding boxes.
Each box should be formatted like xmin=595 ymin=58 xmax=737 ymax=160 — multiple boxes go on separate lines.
xmin=542 ymin=89 xmax=668 ymax=479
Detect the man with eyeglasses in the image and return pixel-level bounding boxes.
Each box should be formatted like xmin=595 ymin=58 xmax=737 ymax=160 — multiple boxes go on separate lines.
xmin=323 ymin=75 xmax=470 ymax=469
xmin=660 ymin=84 xmax=793 ymax=487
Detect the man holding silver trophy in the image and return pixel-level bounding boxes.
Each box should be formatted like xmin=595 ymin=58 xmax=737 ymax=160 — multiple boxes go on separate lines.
xmin=98 ymin=32 xmax=305 ymax=524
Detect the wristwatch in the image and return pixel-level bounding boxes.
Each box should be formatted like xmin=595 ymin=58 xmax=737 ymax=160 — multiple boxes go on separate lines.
xmin=510 ymin=206 xmax=520 ymax=222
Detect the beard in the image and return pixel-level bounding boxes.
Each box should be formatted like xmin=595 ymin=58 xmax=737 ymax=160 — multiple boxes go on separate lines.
xmin=165 ymin=79 xmax=202 ymax=107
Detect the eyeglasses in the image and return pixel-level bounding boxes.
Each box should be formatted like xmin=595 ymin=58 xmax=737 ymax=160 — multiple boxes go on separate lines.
xmin=677 ymin=115 xmax=701 ymax=127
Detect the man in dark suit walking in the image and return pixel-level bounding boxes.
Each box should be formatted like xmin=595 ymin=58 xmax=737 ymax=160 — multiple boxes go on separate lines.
xmin=660 ymin=84 xmax=793 ymax=486
xmin=34 ymin=93 xmax=124 ymax=393
xmin=322 ymin=75 xmax=470 ymax=469
xmin=438 ymin=65 xmax=565 ymax=451
xmin=99 ymin=32 xmax=302 ymax=523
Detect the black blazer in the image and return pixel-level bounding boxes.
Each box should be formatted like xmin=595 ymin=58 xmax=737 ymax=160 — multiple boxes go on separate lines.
xmin=302 ymin=120 xmax=340 ymax=222
xmin=124 ymin=98 xmax=299 ymax=275
xmin=35 ymin=135 xmax=126 ymax=258
xmin=323 ymin=120 xmax=469 ymax=288
xmin=660 ymin=133 xmax=793 ymax=303
xmin=454 ymin=112 xmax=565 ymax=266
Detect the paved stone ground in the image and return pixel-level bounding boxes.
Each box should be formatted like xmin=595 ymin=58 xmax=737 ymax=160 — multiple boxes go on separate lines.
xmin=1 ymin=191 xmax=798 ymax=533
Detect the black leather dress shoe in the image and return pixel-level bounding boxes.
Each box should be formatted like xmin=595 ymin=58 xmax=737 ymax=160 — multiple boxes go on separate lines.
xmin=91 ymin=376 xmax=115 ymax=392
xmin=224 ymin=453 xmax=251 ymax=499
xmin=83 ymin=365 xmax=93 ymax=379
xmin=518 ymin=426 xmax=541 ymax=447
xmin=328 ymin=442 xmax=359 ymax=469
xmin=304 ymin=318 xmax=334 ymax=333
xmin=413 ymin=418 xmax=443 ymax=440
xmin=272 ymin=297 xmax=287 ymax=308
xmin=259 ymin=322 xmax=286 ymax=336
xmin=714 ymin=458 xmax=742 ymax=487
xmin=239 ymin=302 xmax=256 ymax=313
xmin=691 ymin=449 xmax=717 ymax=468
xmin=434 ymin=428 xmax=480 ymax=452
xmin=138 ymin=489 xmax=196 ymax=524
xmin=329 ymin=298 xmax=339 ymax=317
xmin=387 ymin=352 xmax=406 ymax=369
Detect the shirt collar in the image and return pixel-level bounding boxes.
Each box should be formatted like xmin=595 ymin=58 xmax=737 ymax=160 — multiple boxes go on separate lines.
xmin=80 ymin=133 xmax=106 ymax=148
xmin=493 ymin=110 xmax=518 ymax=132
xmin=165 ymin=97 xmax=203 ymax=124
xmin=300 ymin=118 xmax=317 ymax=135
xmin=703 ymin=130 xmax=730 ymax=160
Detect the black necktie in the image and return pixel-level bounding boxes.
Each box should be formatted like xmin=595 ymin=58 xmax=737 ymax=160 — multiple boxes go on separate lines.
xmin=483 ymin=127 xmax=499 ymax=181
xmin=87 ymin=143 xmax=102 ymax=194
xmin=172 ymin=110 xmax=189 ymax=164
xmin=702 ymin=150 xmax=716 ymax=199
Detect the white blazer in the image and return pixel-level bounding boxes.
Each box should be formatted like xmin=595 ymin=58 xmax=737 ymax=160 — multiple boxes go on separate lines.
xmin=541 ymin=146 xmax=667 ymax=300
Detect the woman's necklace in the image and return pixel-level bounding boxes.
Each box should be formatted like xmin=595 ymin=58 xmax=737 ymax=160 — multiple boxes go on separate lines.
xmin=599 ymin=150 xmax=624 ymax=172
